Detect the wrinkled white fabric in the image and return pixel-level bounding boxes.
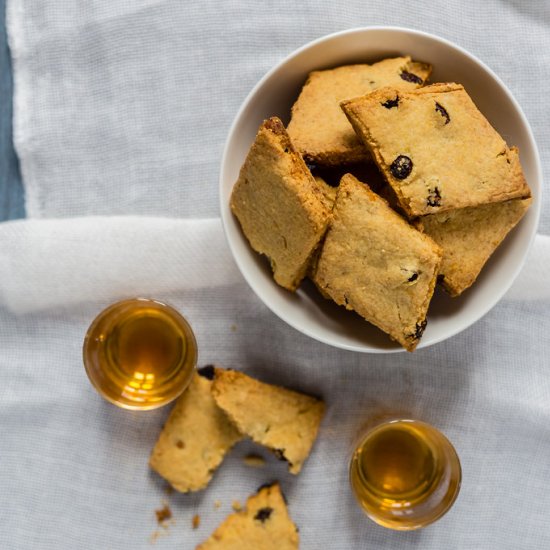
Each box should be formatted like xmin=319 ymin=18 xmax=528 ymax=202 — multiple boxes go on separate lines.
xmin=2 ymin=1 xmax=550 ymax=548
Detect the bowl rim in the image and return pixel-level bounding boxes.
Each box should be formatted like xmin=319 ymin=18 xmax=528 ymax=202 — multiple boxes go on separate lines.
xmin=219 ymin=26 xmax=542 ymax=353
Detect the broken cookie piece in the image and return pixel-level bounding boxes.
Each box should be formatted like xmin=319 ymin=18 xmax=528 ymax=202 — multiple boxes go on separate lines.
xmin=417 ymin=196 xmax=532 ymax=296
xmin=230 ymin=117 xmax=332 ymax=291
xmin=341 ymin=83 xmax=531 ymax=218
xmin=149 ymin=371 xmax=243 ymax=492
xmin=311 ymin=174 xmax=442 ymax=351
xmin=196 ymin=483 xmax=299 ymax=550
xmin=287 ymin=57 xmax=431 ymax=165
xmin=243 ymin=454 xmax=267 ymax=468
xmin=211 ymin=368 xmax=325 ymax=474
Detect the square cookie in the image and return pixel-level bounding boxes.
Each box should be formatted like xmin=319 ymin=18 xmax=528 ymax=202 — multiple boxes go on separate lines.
xmin=211 ymin=368 xmax=325 ymax=474
xmin=341 ymin=83 xmax=531 ymax=217
xmin=311 ymin=174 xmax=442 ymax=351
xmin=230 ymin=117 xmax=331 ymax=291
xmin=149 ymin=368 xmax=243 ymax=493
xmin=287 ymin=57 xmax=431 ymax=165
xmin=197 ymin=483 xmax=299 ymax=550
xmin=417 ymin=197 xmax=532 ymax=296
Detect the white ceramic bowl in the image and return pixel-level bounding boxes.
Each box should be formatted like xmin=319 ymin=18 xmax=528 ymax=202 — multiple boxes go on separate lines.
xmin=219 ymin=27 xmax=542 ymax=353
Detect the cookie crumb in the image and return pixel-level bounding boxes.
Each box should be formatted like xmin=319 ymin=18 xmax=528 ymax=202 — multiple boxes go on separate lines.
xmin=163 ymin=484 xmax=174 ymax=496
xmin=232 ymin=500 xmax=242 ymax=512
xmin=230 ymin=324 xmax=237 ymax=332
xmin=243 ymin=453 xmax=266 ymax=468
xmin=149 ymin=530 xmax=164 ymax=544
xmin=192 ymin=514 xmax=201 ymax=529
xmin=214 ymin=500 xmax=222 ymax=509
xmin=155 ymin=504 xmax=172 ymax=525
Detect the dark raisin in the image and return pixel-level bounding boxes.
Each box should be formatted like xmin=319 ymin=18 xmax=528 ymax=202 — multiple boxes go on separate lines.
xmin=400 ymin=71 xmax=423 ymax=84
xmin=197 ymin=365 xmax=215 ymax=380
xmin=408 ymin=273 xmax=418 ymax=282
xmin=390 ymin=155 xmax=413 ymax=179
xmin=273 ymin=448 xmax=288 ymax=462
xmin=254 ymin=507 xmax=273 ymax=523
xmin=382 ymin=96 xmax=399 ymax=109
xmin=435 ymin=102 xmax=450 ymax=124
xmin=414 ymin=320 xmax=427 ymax=340
xmin=427 ymin=187 xmax=442 ymax=207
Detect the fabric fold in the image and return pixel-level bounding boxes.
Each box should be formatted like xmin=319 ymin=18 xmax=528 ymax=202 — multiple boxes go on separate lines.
xmin=0 ymin=217 xmax=242 ymax=313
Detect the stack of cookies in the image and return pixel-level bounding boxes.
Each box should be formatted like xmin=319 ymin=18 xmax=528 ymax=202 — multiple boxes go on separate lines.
xmin=150 ymin=366 xmax=323 ymax=548
xmin=231 ymin=57 xmax=532 ymax=351
xmin=150 ymin=366 xmax=325 ymax=492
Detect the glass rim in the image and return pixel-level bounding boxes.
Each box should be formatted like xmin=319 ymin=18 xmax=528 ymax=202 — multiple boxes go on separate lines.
xmin=82 ymin=297 xmax=198 ymax=411
xmin=349 ymin=417 xmax=462 ymax=531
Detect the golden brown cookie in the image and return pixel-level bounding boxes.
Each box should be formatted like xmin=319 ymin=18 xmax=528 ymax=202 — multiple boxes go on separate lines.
xmin=341 ymin=83 xmax=531 ymax=218
xmin=196 ymin=483 xmax=299 ymax=550
xmin=149 ymin=368 xmax=243 ymax=492
xmin=287 ymin=57 xmax=431 ymax=165
xmin=211 ymin=368 xmax=325 ymax=474
xmin=311 ymin=174 xmax=442 ymax=351
xmin=230 ymin=117 xmax=332 ymax=291
xmin=313 ymin=175 xmax=337 ymax=211
xmin=417 ymin=196 xmax=532 ymax=296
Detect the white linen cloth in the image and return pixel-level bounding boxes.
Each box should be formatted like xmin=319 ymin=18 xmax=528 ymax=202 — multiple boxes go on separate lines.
xmin=2 ymin=1 xmax=550 ymax=548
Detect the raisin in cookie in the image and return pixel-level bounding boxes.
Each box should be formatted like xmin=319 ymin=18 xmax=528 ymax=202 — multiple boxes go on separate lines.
xmin=341 ymin=83 xmax=530 ymax=217
xmin=149 ymin=368 xmax=243 ymax=492
xmin=417 ymin=196 xmax=532 ymax=296
xmin=287 ymin=57 xmax=431 ymax=165
xmin=196 ymin=483 xmax=299 ymax=550
xmin=231 ymin=117 xmax=331 ymax=291
xmin=311 ymin=174 xmax=442 ymax=351
xmin=211 ymin=368 xmax=325 ymax=474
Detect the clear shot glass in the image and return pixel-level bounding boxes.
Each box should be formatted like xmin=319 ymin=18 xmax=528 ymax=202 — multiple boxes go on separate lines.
xmin=83 ymin=298 xmax=197 ymax=410
xmin=349 ymin=418 xmax=461 ymax=530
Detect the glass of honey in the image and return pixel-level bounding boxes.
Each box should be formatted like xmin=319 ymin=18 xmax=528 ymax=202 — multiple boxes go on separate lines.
xmin=83 ymin=298 xmax=197 ymax=410
xmin=349 ymin=419 xmax=461 ymax=530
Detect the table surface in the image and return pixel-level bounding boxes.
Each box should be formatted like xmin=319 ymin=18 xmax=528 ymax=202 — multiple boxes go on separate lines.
xmin=0 ymin=0 xmax=25 ymax=222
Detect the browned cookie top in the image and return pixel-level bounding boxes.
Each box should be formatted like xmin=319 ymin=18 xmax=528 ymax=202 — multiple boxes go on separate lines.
xmin=287 ymin=57 xmax=431 ymax=165
xmin=341 ymin=83 xmax=530 ymax=218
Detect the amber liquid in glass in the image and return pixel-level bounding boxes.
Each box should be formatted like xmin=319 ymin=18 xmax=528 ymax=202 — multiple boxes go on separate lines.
xmin=83 ymin=299 xmax=197 ymax=410
xmin=349 ymin=419 xmax=461 ymax=530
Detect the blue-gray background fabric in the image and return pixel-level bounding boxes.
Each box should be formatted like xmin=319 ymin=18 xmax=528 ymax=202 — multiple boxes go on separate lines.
xmin=1 ymin=2 xmax=550 ymax=550
xmin=0 ymin=0 xmax=24 ymax=221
